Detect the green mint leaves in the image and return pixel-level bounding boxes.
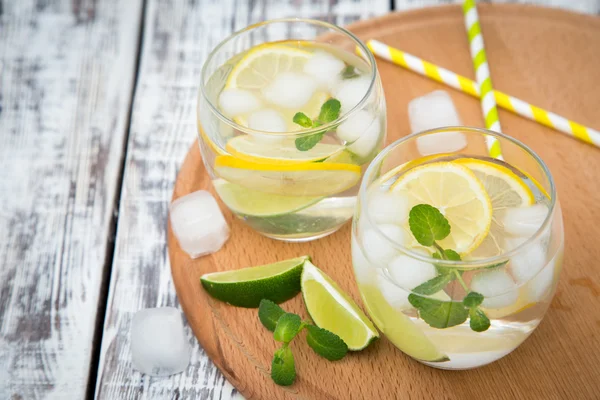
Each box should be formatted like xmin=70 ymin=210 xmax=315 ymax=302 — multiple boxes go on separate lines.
xmin=340 ymin=64 xmax=360 ymax=80
xmin=408 ymin=204 xmax=451 ymax=247
xmin=258 ymin=299 xmax=348 ymax=386
xmin=407 ymin=204 xmax=492 ymax=333
xmin=293 ymin=98 xmax=341 ymax=151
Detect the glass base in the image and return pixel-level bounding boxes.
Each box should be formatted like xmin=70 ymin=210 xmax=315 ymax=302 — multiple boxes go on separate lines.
xmin=260 ymin=223 xmax=346 ymax=242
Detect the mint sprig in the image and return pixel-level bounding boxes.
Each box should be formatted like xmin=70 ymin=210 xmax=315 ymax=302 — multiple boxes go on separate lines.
xmin=340 ymin=64 xmax=360 ymax=80
xmin=258 ymin=299 xmax=348 ymax=386
xmin=293 ymin=98 xmax=341 ymax=151
xmin=406 ymin=204 xmax=492 ymax=333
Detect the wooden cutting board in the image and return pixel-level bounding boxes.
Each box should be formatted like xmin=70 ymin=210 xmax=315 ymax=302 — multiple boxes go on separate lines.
xmin=168 ymin=5 xmax=600 ymax=399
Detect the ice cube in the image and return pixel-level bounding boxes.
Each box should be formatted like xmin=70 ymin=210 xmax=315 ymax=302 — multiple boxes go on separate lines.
xmin=408 ymin=90 xmax=467 ymax=155
xmin=502 ymin=204 xmax=548 ymax=237
xmin=247 ymin=108 xmax=287 ymax=133
xmin=352 ymin=233 xmax=374 ymax=284
xmin=470 ymin=269 xmax=519 ymax=309
xmin=387 ymin=253 xmax=438 ymax=291
xmin=361 ymin=224 xmax=404 ymax=267
xmin=376 ymin=270 xmax=411 ymax=310
xmin=332 ymin=76 xmax=371 ymax=114
xmin=169 ymin=190 xmax=230 ymax=258
xmin=131 ymin=307 xmax=191 ymax=376
xmin=505 ymin=237 xmax=547 ymax=283
xmin=218 ymin=88 xmax=262 ymax=117
xmin=303 ymin=51 xmax=345 ymax=89
xmin=336 ymin=110 xmax=382 ymax=159
xmin=367 ymin=189 xmax=409 ymax=225
xmin=526 ymin=259 xmax=555 ymax=302
xmin=262 ymin=72 xmax=317 ymax=109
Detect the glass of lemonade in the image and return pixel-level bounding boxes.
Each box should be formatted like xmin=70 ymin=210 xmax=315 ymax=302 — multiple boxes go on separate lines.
xmin=198 ymin=19 xmax=386 ymax=242
xmin=352 ymin=127 xmax=564 ymax=369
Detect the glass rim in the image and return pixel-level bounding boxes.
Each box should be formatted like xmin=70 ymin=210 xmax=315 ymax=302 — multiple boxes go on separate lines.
xmin=198 ymin=17 xmax=377 ymax=137
xmin=359 ymin=126 xmax=557 ymax=268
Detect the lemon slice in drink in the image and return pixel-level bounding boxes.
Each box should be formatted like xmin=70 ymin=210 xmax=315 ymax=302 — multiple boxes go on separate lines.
xmin=456 ymin=158 xmax=535 ymax=258
xmin=301 ymin=261 xmax=378 ymax=350
xmin=214 ymin=155 xmax=361 ymax=197
xmin=200 ymin=256 xmax=309 ymax=308
xmin=213 ymin=179 xmax=323 ymax=217
xmin=225 ymin=136 xmax=342 ymax=165
xmin=391 ymin=161 xmax=493 ymax=255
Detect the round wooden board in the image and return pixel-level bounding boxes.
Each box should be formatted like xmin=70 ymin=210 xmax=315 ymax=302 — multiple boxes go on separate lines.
xmin=169 ymin=5 xmax=600 ymax=399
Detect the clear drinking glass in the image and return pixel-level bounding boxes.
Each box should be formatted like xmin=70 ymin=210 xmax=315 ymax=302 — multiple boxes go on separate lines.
xmin=352 ymin=127 xmax=564 ymax=369
xmin=197 ymin=18 xmax=386 ymax=242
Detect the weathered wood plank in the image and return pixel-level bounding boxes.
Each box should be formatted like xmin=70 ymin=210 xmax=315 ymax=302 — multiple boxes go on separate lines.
xmin=0 ymin=0 xmax=143 ymax=398
xmin=93 ymin=0 xmax=390 ymax=399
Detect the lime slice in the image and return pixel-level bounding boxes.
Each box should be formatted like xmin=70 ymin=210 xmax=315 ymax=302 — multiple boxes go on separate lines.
xmin=214 ymin=155 xmax=361 ymax=197
xmin=200 ymin=256 xmax=309 ymax=308
xmin=391 ymin=161 xmax=493 ymax=255
xmin=225 ymin=136 xmax=342 ymax=165
xmin=213 ymin=179 xmax=322 ymax=217
xmin=456 ymin=158 xmax=534 ymax=258
xmin=359 ymin=284 xmax=449 ymax=362
xmin=301 ymin=260 xmax=379 ymax=350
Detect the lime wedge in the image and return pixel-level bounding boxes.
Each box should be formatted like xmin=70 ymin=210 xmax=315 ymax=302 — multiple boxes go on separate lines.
xmin=301 ymin=260 xmax=379 ymax=350
xmin=359 ymin=284 xmax=449 ymax=362
xmin=201 ymin=256 xmax=309 ymax=308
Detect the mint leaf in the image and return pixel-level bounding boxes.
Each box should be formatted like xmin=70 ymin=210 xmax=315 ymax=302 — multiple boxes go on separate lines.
xmin=273 ymin=313 xmax=302 ymax=343
xmin=295 ymin=131 xmax=325 ymax=151
xmin=408 ymin=294 xmax=468 ymax=329
xmin=469 ymin=308 xmax=491 ymax=332
xmin=463 ymin=291 xmax=484 ymax=308
xmin=408 ymin=204 xmax=451 ymax=246
xmin=317 ymin=98 xmax=341 ymax=124
xmin=259 ymin=299 xmax=286 ymax=332
xmin=412 ymin=274 xmax=454 ymax=295
xmin=340 ymin=65 xmax=359 ymax=79
xmin=305 ymin=325 xmax=348 ymax=361
xmin=293 ymin=112 xmax=313 ymax=128
xmin=442 ymin=249 xmax=461 ymax=261
xmin=271 ymin=345 xmax=296 ymax=386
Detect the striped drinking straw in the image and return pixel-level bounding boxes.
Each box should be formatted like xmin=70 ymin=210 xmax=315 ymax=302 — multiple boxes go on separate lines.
xmin=463 ymin=0 xmax=503 ymax=158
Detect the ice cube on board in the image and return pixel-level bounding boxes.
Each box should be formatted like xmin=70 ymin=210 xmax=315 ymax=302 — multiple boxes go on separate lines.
xmin=169 ymin=190 xmax=230 ymax=258
xmin=303 ymin=51 xmax=345 ymax=89
xmin=502 ymin=204 xmax=548 ymax=237
xmin=262 ymin=71 xmax=317 ymax=109
xmin=408 ymin=90 xmax=467 ymax=155
xmin=131 ymin=307 xmax=191 ymax=376
xmin=218 ymin=88 xmax=262 ymax=117
xmin=470 ymin=269 xmax=519 ymax=309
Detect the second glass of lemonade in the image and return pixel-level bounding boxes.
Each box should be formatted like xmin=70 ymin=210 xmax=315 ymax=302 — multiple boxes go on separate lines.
xmin=352 ymin=127 xmax=564 ymax=369
xmin=198 ymin=19 xmax=386 ymax=241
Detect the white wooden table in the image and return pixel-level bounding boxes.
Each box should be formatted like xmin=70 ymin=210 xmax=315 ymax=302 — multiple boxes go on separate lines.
xmin=1 ymin=0 xmax=598 ymax=398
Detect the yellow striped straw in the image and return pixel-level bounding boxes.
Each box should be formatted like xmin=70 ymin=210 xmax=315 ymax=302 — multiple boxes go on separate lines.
xmin=366 ymin=39 xmax=600 ymax=149
xmin=463 ymin=0 xmax=503 ymax=158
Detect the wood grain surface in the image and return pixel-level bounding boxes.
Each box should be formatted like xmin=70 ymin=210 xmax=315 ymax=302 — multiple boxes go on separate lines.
xmin=93 ymin=1 xmax=390 ymax=399
xmin=168 ymin=5 xmax=600 ymax=400
xmin=0 ymin=0 xmax=143 ymax=398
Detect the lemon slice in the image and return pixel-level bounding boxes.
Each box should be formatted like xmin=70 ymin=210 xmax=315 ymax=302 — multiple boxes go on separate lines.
xmin=301 ymin=261 xmax=379 ymax=350
xmin=391 ymin=161 xmax=493 ymax=255
xmin=225 ymin=136 xmax=342 ymax=165
xmin=214 ymin=155 xmax=360 ymax=197
xmin=456 ymin=158 xmax=534 ymax=258
xmin=213 ymin=179 xmax=322 ymax=217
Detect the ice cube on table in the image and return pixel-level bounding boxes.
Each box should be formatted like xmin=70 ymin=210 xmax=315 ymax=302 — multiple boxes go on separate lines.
xmin=361 ymin=224 xmax=405 ymax=267
xmin=408 ymin=90 xmax=467 ymax=155
xmin=332 ymin=76 xmax=371 ymax=114
xmin=502 ymin=204 xmax=548 ymax=237
xmin=303 ymin=51 xmax=345 ymax=90
xmin=248 ymin=108 xmax=287 ymax=133
xmin=169 ymin=190 xmax=230 ymax=258
xmin=387 ymin=253 xmax=437 ymax=291
xmin=505 ymin=236 xmax=547 ymax=284
xmin=367 ymin=188 xmax=409 ymax=225
xmin=218 ymin=88 xmax=262 ymax=117
xmin=131 ymin=307 xmax=191 ymax=376
xmin=376 ymin=270 xmax=412 ymax=310
xmin=262 ymin=72 xmax=317 ymax=109
xmin=470 ymin=269 xmax=519 ymax=309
